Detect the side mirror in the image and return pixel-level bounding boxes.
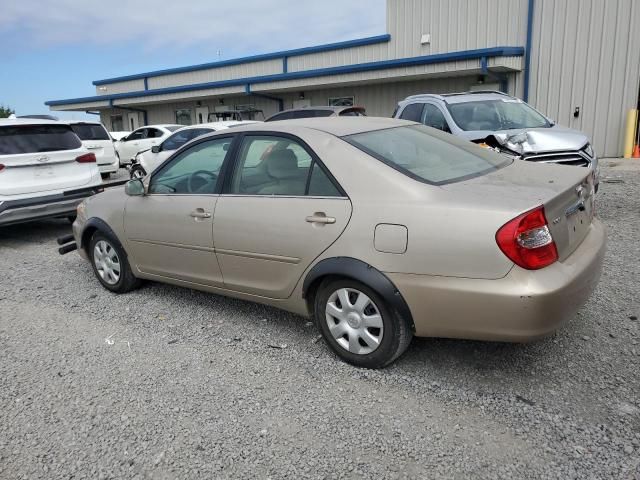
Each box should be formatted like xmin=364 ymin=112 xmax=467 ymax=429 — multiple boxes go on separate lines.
xmin=151 ymin=145 xmax=161 ymax=153
xmin=125 ymin=179 xmax=145 ymax=196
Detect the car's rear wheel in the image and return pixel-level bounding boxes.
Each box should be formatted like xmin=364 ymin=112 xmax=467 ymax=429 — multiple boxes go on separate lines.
xmin=89 ymin=231 xmax=140 ymax=293
xmin=314 ymin=278 xmax=412 ymax=368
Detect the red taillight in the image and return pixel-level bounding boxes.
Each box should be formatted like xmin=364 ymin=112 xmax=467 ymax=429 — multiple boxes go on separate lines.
xmin=76 ymin=153 xmax=96 ymax=163
xmin=495 ymin=205 xmax=558 ymax=270
xmin=0 ymin=164 xmax=4 ymax=172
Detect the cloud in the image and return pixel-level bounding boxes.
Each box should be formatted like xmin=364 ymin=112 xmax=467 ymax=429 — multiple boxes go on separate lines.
xmin=0 ymin=0 xmax=387 ymax=53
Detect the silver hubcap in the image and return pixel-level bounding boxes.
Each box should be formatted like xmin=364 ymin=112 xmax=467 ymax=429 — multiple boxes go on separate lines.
xmin=93 ymin=240 xmax=121 ymax=285
xmin=325 ymin=288 xmax=384 ymax=355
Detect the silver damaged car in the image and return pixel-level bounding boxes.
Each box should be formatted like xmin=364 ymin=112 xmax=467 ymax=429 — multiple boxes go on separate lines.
xmin=393 ymin=91 xmax=599 ymax=188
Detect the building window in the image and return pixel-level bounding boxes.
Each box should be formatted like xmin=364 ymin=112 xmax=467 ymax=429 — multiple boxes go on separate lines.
xmin=175 ymin=109 xmax=192 ymax=126
xmin=110 ymin=115 xmax=123 ymax=131
xmin=328 ymin=96 xmax=354 ymax=107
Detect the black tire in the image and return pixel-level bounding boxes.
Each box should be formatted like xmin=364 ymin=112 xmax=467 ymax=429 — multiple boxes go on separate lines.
xmin=88 ymin=231 xmax=141 ymax=293
xmin=130 ymin=165 xmax=146 ymax=179
xmin=101 ymin=172 xmax=111 ymax=180
xmin=314 ymin=278 xmax=412 ymax=369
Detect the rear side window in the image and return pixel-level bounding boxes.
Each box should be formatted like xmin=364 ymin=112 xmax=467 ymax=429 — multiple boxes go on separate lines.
xmin=70 ymin=123 xmax=110 ymax=141
xmin=344 ymin=125 xmax=511 ymax=185
xmin=0 ymin=125 xmax=82 ymax=155
xmin=398 ymin=103 xmax=424 ymax=122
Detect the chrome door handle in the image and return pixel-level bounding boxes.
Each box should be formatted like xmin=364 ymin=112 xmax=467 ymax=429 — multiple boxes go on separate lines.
xmin=306 ymin=213 xmax=336 ymax=224
xmin=190 ymin=209 xmax=212 ymax=219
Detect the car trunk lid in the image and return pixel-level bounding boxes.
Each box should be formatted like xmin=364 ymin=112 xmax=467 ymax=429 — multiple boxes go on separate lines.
xmin=442 ymin=160 xmax=595 ymax=261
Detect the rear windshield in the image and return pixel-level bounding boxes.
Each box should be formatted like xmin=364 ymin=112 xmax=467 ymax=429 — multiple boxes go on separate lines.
xmin=0 ymin=125 xmax=82 ymax=155
xmin=344 ymin=124 xmax=511 ymax=185
xmin=70 ymin=123 xmax=110 ymax=141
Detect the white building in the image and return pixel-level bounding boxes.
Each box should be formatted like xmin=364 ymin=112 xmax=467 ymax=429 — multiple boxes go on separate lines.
xmin=47 ymin=0 xmax=640 ymax=157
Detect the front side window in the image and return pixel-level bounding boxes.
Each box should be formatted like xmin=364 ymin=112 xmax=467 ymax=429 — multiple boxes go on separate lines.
xmin=70 ymin=123 xmax=110 ymax=141
xmin=398 ymin=103 xmax=424 ymax=122
xmin=446 ymin=99 xmax=550 ymax=131
xmin=126 ymin=129 xmax=144 ymax=141
xmin=149 ymin=137 xmax=232 ymax=194
xmin=344 ymin=125 xmax=511 ymax=185
xmin=421 ymin=104 xmax=450 ymax=132
xmin=0 ymin=125 xmax=81 ymax=154
xmin=175 ymin=109 xmax=192 ymax=126
xmin=162 ymin=128 xmax=212 ymax=151
xmin=228 ymin=135 xmax=341 ymax=197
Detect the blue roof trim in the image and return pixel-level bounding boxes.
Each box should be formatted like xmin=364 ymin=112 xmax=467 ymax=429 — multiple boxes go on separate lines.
xmin=92 ymin=34 xmax=392 ymax=86
xmin=46 ymin=46 xmax=524 ymax=106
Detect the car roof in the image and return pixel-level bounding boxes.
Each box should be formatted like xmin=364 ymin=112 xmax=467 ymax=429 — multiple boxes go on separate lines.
xmin=0 ymin=118 xmax=70 ymax=126
xmin=176 ymin=121 xmax=258 ymax=131
xmin=209 ymin=116 xmax=413 ymax=137
xmin=64 ymin=120 xmax=104 ymax=125
xmin=404 ymin=90 xmax=514 ymax=105
xmin=141 ymin=124 xmax=182 ymax=130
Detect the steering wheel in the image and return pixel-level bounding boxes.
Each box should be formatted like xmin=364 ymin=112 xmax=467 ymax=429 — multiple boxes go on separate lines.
xmin=187 ymin=170 xmax=217 ymax=193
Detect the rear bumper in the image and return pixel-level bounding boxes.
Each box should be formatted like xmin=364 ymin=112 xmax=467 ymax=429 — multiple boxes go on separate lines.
xmin=98 ymin=156 xmax=119 ymax=174
xmin=0 ymin=186 xmax=101 ymax=227
xmin=388 ymin=218 xmax=606 ymax=341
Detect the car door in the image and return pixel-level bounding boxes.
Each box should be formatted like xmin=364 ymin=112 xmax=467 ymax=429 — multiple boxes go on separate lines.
xmin=123 ymin=135 xmax=235 ymax=286
xmin=213 ymin=133 xmax=352 ymax=299
xmin=421 ymin=103 xmax=452 ymax=133
xmin=136 ymin=128 xmax=162 ymax=153
xmin=119 ymin=128 xmax=145 ymax=161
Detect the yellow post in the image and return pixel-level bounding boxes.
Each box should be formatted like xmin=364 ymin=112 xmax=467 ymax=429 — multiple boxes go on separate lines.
xmin=623 ymin=109 xmax=638 ymax=158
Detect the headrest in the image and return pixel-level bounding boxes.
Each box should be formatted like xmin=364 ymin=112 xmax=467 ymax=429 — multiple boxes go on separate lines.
xmin=265 ymin=149 xmax=298 ymax=179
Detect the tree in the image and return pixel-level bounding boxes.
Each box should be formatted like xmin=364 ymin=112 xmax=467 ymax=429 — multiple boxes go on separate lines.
xmin=0 ymin=105 xmax=15 ymax=118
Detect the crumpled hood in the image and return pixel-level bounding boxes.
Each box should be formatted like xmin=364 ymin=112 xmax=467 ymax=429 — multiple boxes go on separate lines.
xmin=460 ymin=125 xmax=590 ymax=154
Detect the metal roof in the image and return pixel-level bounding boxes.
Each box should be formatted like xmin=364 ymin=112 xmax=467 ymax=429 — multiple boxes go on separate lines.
xmin=45 ymin=46 xmax=525 ymax=108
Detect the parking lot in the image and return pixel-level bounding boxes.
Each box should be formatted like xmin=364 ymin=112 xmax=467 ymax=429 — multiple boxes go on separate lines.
xmin=0 ymin=160 xmax=638 ymax=479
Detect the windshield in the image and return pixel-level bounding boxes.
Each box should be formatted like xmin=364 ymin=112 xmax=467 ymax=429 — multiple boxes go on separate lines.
xmin=344 ymin=125 xmax=511 ymax=185
xmin=446 ymin=99 xmax=550 ymax=131
xmin=70 ymin=123 xmax=110 ymax=141
xmin=0 ymin=125 xmax=82 ymax=154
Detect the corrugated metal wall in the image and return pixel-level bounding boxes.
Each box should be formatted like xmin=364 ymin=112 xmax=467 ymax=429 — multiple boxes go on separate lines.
xmin=386 ymin=0 xmax=528 ymax=57
xmin=131 ymin=76 xmax=478 ymax=125
xmin=528 ymin=0 xmax=640 ymax=157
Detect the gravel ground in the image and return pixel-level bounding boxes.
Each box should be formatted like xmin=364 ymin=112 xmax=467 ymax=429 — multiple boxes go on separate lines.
xmin=0 ymin=163 xmax=638 ymax=479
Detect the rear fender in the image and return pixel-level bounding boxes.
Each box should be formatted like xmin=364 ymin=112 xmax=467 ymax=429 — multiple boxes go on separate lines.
xmin=302 ymin=257 xmax=415 ymax=331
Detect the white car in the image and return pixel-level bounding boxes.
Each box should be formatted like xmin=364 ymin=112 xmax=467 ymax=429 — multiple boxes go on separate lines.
xmin=0 ymin=118 xmax=101 ymax=226
xmin=115 ymin=124 xmax=182 ymax=166
xmin=130 ymin=121 xmax=257 ymax=178
xmin=67 ymin=121 xmax=119 ymax=179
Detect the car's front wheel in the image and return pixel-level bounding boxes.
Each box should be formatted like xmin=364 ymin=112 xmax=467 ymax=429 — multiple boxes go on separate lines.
xmin=314 ymin=278 xmax=412 ymax=368
xmin=89 ymin=231 xmax=140 ymax=293
xmin=130 ymin=165 xmax=146 ymax=179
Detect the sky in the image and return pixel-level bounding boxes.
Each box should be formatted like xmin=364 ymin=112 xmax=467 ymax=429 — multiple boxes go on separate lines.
xmin=0 ymin=0 xmax=386 ymax=120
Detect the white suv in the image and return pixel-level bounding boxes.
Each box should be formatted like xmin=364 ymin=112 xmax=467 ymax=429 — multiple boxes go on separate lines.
xmin=0 ymin=118 xmax=102 ymax=226
xmin=67 ymin=121 xmax=119 ymax=179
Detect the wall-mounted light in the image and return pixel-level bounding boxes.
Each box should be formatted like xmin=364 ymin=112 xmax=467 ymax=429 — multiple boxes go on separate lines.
xmin=299 ymin=92 xmax=305 ymax=100
xmin=420 ymin=33 xmax=431 ymax=45
xmin=219 ymin=99 xmax=224 ymax=105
